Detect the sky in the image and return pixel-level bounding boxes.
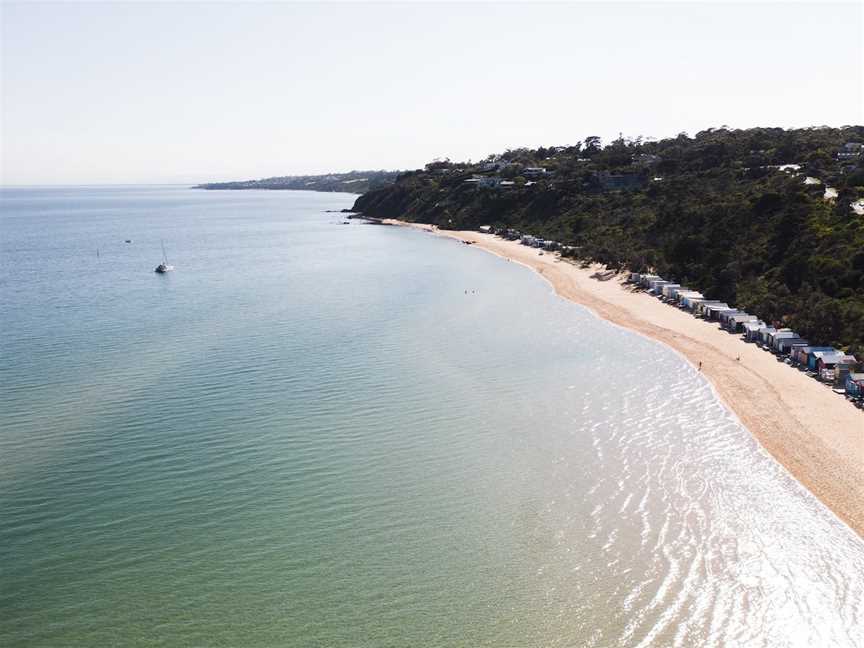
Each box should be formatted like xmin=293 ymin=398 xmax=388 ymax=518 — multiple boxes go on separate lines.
xmin=1 ymin=1 xmax=862 ymax=185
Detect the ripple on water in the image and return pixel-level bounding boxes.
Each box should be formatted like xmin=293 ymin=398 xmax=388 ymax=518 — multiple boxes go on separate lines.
xmin=1 ymin=187 xmax=862 ymax=648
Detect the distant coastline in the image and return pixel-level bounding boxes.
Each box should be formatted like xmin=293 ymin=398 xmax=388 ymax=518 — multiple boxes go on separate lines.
xmin=385 ymin=219 xmax=864 ymax=539
xmin=194 ymin=170 xmax=398 ymax=194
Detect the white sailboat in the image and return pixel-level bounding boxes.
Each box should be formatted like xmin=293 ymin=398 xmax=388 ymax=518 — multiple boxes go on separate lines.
xmin=155 ymin=240 xmax=174 ymax=274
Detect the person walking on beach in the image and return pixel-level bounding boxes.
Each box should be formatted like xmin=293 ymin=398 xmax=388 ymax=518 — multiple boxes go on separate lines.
xmin=698 ymin=361 xmax=702 ymax=371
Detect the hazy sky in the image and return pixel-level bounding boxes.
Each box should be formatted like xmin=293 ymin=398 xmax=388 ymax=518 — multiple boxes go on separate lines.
xmin=2 ymin=1 xmax=862 ymax=184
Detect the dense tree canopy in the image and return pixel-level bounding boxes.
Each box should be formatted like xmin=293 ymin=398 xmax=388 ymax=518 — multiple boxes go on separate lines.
xmin=196 ymin=170 xmax=397 ymax=194
xmin=354 ymin=127 xmax=864 ymax=352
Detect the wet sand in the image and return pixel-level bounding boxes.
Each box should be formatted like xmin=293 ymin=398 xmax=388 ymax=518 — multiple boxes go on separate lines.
xmin=386 ymin=220 xmax=864 ymax=538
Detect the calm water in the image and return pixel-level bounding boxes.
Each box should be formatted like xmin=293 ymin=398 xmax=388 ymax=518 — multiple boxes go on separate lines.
xmin=1 ymin=186 xmax=862 ymax=647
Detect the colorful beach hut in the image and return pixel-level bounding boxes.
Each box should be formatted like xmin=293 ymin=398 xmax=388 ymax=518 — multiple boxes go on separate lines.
xmin=845 ymin=373 xmax=864 ymax=397
xmin=776 ymin=336 xmax=808 ymax=354
xmin=808 ymin=349 xmax=838 ymax=371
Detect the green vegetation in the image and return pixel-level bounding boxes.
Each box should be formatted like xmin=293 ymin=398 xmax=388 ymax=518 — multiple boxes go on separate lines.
xmin=353 ymin=127 xmax=864 ymax=352
xmin=195 ymin=170 xmax=398 ymax=194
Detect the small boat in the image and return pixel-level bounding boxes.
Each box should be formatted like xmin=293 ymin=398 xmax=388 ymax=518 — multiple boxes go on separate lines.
xmin=155 ymin=240 xmax=174 ymax=274
xmin=125 ymin=239 xmax=133 ymax=243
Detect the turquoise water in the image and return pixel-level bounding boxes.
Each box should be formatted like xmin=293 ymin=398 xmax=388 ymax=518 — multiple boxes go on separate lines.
xmin=1 ymin=186 xmax=862 ymax=647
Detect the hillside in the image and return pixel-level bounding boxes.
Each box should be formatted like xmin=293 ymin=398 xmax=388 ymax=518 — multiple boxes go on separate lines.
xmin=352 ymin=127 xmax=864 ymax=352
xmin=195 ymin=169 xmax=398 ymax=194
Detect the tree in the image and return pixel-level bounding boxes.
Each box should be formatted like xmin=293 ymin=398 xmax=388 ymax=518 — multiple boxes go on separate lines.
xmin=583 ymin=136 xmax=602 ymax=156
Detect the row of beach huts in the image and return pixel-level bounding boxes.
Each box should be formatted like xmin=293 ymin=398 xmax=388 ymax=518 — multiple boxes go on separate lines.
xmin=481 ymin=226 xmax=578 ymax=254
xmin=476 ymin=223 xmax=864 ymax=408
xmin=625 ymin=272 xmax=864 ymax=406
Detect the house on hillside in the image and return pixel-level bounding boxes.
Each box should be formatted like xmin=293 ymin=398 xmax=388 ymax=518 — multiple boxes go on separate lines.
xmin=465 ymin=176 xmax=501 ymax=188
xmin=480 ymin=161 xmax=515 ymax=173
xmin=597 ymin=171 xmax=647 ymax=191
xmin=522 ymin=167 xmax=548 ymax=178
xmin=837 ymin=142 xmax=864 ymax=160
xmin=633 ymin=154 xmax=661 ymax=167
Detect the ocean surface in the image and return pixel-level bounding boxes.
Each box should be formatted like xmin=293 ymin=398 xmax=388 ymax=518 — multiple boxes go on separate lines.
xmin=1 ymin=186 xmax=862 ymax=648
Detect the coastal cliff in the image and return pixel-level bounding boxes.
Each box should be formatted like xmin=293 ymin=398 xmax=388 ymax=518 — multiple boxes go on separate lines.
xmin=353 ymin=127 xmax=864 ymax=352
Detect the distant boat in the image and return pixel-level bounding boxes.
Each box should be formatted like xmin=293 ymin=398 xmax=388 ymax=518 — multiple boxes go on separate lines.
xmin=125 ymin=239 xmax=133 ymax=243
xmin=155 ymin=240 xmax=174 ymax=274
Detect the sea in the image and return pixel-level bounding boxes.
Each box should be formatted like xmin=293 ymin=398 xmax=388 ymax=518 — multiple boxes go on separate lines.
xmin=1 ymin=186 xmax=862 ymax=648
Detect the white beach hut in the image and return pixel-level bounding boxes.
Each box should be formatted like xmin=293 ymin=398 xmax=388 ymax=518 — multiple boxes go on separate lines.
xmin=702 ymin=303 xmax=732 ymax=320
xmin=660 ymin=283 xmax=681 ymax=298
xmin=767 ymin=329 xmax=795 ymax=349
xmin=678 ymin=292 xmax=704 ymax=309
xmin=694 ymin=300 xmax=724 ymax=316
xmin=743 ymin=321 xmax=766 ymax=341
xmin=648 ymin=279 xmax=672 ymax=294
xmin=727 ymin=313 xmax=759 ymax=332
xmin=759 ymin=326 xmax=780 ymax=345
xmin=639 ymin=274 xmax=661 ymax=288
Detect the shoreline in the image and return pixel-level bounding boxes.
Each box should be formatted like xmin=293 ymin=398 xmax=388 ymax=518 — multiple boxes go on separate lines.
xmin=384 ymin=219 xmax=864 ymax=539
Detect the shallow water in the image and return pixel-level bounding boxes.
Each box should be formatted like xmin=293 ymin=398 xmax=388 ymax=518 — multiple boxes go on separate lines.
xmin=1 ymin=186 xmax=862 ymax=647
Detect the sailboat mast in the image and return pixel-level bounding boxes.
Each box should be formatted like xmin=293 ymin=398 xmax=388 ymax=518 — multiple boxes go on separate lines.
xmin=161 ymin=239 xmax=168 ymax=264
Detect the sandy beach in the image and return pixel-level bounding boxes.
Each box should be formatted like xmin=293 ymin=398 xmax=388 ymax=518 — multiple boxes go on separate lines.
xmin=385 ymin=220 xmax=864 ymax=539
